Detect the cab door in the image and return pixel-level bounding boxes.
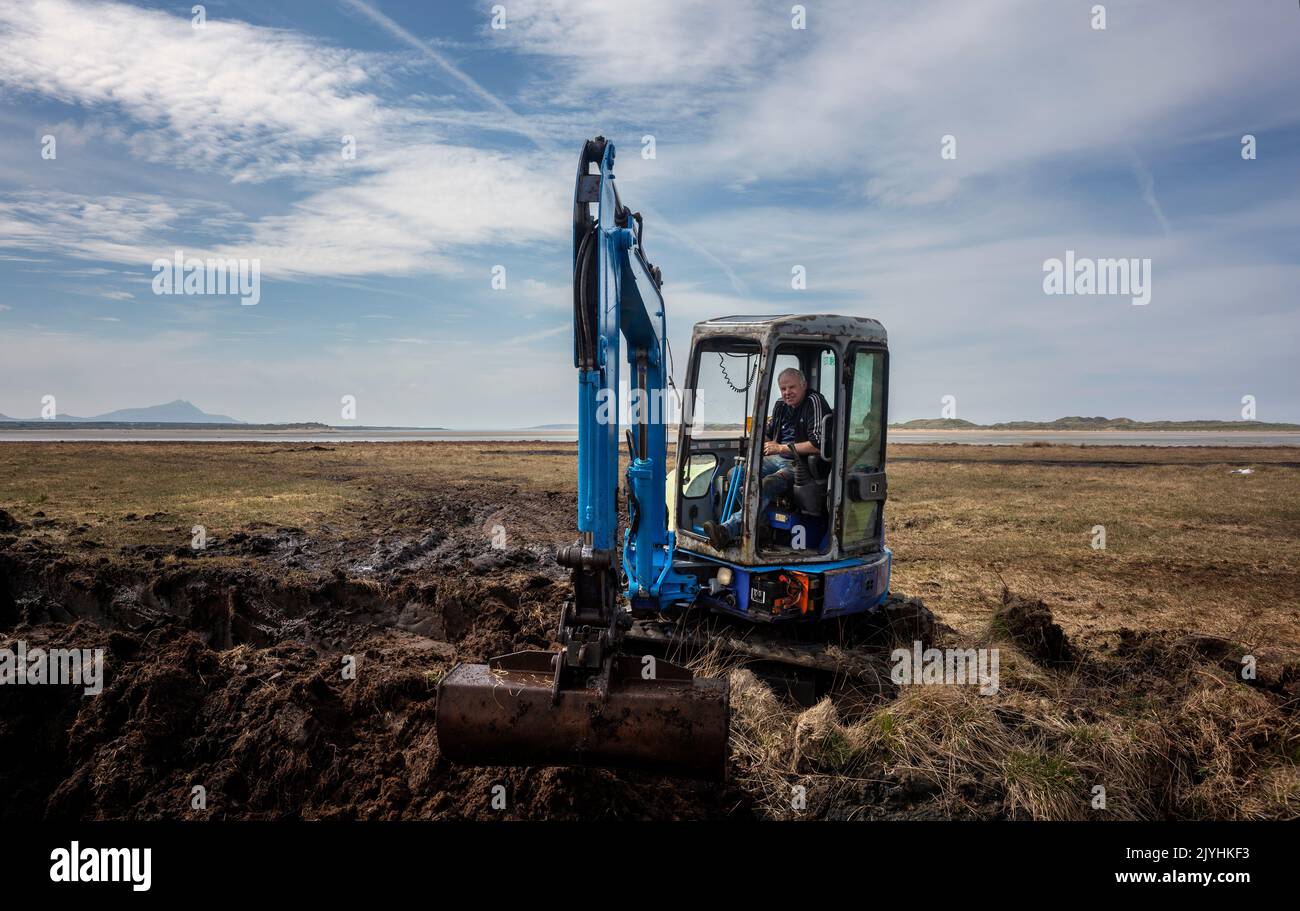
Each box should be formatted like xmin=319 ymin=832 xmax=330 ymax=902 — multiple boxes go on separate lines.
xmin=839 ymin=346 xmax=888 ymax=553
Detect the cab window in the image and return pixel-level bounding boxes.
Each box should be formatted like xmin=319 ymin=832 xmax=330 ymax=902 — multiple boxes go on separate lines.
xmin=841 ymin=349 xmax=886 ymax=550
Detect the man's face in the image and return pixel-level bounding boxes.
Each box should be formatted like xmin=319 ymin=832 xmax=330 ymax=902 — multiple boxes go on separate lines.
xmin=778 ymin=374 xmax=807 ymax=408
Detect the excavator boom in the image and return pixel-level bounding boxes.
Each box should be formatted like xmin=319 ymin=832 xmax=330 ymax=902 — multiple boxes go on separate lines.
xmin=435 ymin=137 xmax=731 ymax=780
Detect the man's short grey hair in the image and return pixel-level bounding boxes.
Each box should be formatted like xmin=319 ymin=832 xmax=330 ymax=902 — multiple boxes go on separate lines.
xmin=778 ymin=367 xmax=806 ymax=385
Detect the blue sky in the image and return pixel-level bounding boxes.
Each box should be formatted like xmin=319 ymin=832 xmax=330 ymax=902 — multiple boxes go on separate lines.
xmin=0 ymin=0 xmax=1297 ymax=426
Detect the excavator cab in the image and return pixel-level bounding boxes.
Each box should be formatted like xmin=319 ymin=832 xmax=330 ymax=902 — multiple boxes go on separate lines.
xmin=672 ymin=315 xmax=892 ymax=623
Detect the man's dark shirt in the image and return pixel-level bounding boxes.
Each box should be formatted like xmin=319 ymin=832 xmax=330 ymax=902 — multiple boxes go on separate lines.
xmin=765 ymin=390 xmax=831 ymax=450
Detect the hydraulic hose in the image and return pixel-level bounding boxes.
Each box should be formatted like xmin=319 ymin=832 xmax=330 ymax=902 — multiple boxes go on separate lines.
xmin=573 ymin=222 xmax=597 ymax=370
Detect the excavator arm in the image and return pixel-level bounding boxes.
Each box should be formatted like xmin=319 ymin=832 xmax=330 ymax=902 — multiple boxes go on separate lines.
xmin=434 ymin=138 xmax=730 ymax=780
xmin=561 ymin=137 xmax=697 ymax=662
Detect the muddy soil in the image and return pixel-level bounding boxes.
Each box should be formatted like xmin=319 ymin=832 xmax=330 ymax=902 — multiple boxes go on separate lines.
xmin=0 ymin=477 xmax=750 ymax=819
xmin=994 ymin=591 xmax=1079 ymax=667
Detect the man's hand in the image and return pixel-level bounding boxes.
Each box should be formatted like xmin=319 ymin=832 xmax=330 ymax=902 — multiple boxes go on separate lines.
xmin=766 ymin=440 xmax=817 ymax=457
xmin=764 ymin=440 xmax=818 ymax=457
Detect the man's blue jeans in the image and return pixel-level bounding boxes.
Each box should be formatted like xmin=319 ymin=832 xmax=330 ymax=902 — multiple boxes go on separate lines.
xmin=721 ymin=454 xmax=795 ymax=538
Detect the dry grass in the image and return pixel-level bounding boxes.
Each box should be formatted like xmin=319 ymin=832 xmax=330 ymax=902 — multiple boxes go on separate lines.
xmin=725 ymin=611 xmax=1300 ymax=820
xmin=886 ymin=445 xmax=1300 ymax=648
xmin=0 ymin=441 xmax=578 ymax=555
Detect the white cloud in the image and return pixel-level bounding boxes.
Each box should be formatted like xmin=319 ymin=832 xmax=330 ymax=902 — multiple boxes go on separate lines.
xmin=0 ymin=0 xmax=398 ymax=182
xmin=341 ymin=0 xmax=549 ymax=148
xmin=697 ymin=0 xmax=1300 ymax=203
xmin=216 ymin=145 xmax=570 ymax=278
xmin=511 ymin=278 xmax=567 ymax=311
xmin=0 ymin=191 xmax=186 ymax=261
xmin=502 ymin=322 xmax=568 ymax=347
xmin=489 ymin=0 xmax=781 ymax=90
xmin=0 ymin=149 xmax=568 ymax=278
xmin=0 ymin=0 xmax=571 ymax=278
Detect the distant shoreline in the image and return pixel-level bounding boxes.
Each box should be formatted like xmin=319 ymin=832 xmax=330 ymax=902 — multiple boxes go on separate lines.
xmin=0 ymin=426 xmax=551 ymax=435
xmin=3 ymin=423 xmax=1297 ymax=434
xmin=890 ymin=420 xmax=1300 ymax=432
xmin=3 ymin=427 xmax=1300 ymax=447
xmin=889 ymin=427 xmax=1300 ymax=435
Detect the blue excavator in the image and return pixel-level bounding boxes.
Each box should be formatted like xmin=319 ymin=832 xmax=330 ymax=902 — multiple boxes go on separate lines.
xmin=435 ymin=137 xmax=930 ymax=780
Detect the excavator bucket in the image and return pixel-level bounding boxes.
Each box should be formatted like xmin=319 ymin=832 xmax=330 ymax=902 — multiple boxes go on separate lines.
xmin=436 ymin=650 xmax=730 ymax=781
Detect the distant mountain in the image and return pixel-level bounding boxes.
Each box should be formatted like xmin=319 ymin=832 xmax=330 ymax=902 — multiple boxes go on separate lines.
xmin=892 ymin=416 xmax=1300 ymax=431
xmin=0 ymin=399 xmax=242 ymax=423
xmin=90 ymin=400 xmax=241 ymax=423
xmin=891 ymin=418 xmax=979 ymax=430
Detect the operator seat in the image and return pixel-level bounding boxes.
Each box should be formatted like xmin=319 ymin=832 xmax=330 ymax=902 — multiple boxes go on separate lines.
xmin=788 ymin=411 xmax=834 ymax=516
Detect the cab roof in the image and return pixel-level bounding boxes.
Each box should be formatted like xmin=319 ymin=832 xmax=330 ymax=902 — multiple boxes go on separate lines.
xmin=693 ymin=313 xmax=887 ymax=345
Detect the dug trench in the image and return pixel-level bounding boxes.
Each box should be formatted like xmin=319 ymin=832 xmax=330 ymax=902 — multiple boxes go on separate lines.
xmin=0 ymin=491 xmax=754 ymax=820
xmin=0 ymin=442 xmax=1296 ymax=820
